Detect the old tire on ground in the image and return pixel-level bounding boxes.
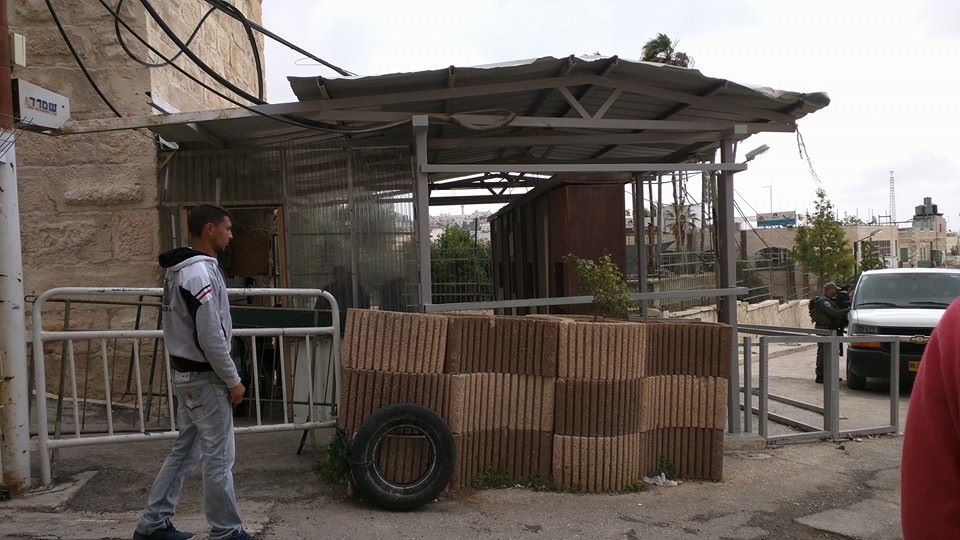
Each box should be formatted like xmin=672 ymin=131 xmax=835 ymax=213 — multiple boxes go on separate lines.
xmin=348 ymin=403 xmax=455 ymax=511
xmin=846 ymin=362 xmax=867 ymax=390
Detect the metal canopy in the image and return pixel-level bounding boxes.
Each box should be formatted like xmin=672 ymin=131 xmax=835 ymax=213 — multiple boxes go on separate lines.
xmin=57 ymin=55 xmax=829 ymax=201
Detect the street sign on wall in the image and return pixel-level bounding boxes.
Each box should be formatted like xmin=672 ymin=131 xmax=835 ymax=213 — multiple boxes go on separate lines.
xmin=757 ymin=211 xmax=797 ymax=227
xmin=12 ymin=79 xmax=70 ymax=130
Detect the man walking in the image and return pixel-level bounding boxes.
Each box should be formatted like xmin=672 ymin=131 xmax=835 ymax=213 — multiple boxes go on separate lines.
xmin=134 ymin=204 xmax=250 ymax=540
xmin=810 ymin=282 xmax=850 ymax=384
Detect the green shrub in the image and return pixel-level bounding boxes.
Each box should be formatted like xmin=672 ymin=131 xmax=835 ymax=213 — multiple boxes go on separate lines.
xmin=564 ymin=253 xmax=634 ymax=320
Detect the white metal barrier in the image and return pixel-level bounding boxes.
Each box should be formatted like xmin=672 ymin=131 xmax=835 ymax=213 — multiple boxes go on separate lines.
xmin=31 ymin=287 xmax=340 ymax=486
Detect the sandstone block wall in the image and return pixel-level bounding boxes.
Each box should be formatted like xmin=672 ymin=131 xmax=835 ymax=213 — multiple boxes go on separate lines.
xmin=11 ymin=1 xmax=263 ymax=300
xmin=339 ymin=309 xmax=732 ymax=492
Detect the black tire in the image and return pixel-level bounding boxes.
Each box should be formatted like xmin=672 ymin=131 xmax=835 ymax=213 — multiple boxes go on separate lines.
xmin=846 ymin=362 xmax=867 ymax=390
xmin=347 ymin=403 xmax=455 ymax=511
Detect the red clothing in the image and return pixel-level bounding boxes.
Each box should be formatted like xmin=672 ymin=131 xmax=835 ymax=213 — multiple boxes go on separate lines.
xmin=902 ymin=298 xmax=960 ymax=538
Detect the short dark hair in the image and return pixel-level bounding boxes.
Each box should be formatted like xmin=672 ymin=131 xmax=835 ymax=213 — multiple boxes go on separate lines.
xmin=188 ymin=204 xmax=232 ymax=237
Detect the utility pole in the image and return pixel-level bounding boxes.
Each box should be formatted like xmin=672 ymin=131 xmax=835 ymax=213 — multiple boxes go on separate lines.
xmin=0 ymin=0 xmax=31 ymax=493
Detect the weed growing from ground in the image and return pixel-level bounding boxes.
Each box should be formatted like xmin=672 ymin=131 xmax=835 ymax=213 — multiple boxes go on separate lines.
xmin=316 ymin=435 xmax=349 ymax=487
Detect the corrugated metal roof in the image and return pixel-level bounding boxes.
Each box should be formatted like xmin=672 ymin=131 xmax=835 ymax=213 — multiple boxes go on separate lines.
xmin=152 ymin=54 xmax=828 ymax=173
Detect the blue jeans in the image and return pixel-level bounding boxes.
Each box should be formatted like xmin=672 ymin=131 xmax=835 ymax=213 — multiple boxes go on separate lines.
xmin=136 ymin=371 xmax=242 ymax=539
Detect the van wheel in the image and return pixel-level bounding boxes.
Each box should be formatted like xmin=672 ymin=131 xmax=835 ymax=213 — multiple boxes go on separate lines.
xmin=347 ymin=403 xmax=455 ymax=511
xmin=846 ymin=363 xmax=867 ymax=390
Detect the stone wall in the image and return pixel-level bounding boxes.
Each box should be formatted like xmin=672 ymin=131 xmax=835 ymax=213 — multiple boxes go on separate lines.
xmin=663 ymin=299 xmax=813 ymax=329
xmin=145 ymin=0 xmax=264 ymax=111
xmin=11 ymin=1 xmax=264 ymax=297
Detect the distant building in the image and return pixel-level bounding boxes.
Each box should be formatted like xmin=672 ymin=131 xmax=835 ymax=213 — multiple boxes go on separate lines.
xmin=898 ymin=197 xmax=949 ymax=267
xmin=737 ymin=196 xmax=952 ymax=270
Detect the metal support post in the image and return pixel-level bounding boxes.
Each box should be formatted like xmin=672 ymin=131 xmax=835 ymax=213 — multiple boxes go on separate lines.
xmin=758 ymin=338 xmax=769 ymax=439
xmin=822 ymin=335 xmax=841 ymax=439
xmin=632 ymin=176 xmax=647 ymax=316
xmin=412 ymin=115 xmax=432 ymax=308
xmin=717 ymin=139 xmax=740 ymax=433
xmin=890 ymin=340 xmax=901 ymax=433
xmin=0 ymin=0 xmax=31 ymax=494
xmin=346 ymin=154 xmax=360 ymax=308
xmin=743 ymin=337 xmax=752 ymax=433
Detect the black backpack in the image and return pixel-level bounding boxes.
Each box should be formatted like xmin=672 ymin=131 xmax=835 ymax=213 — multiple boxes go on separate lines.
xmin=808 ymin=296 xmax=821 ymax=321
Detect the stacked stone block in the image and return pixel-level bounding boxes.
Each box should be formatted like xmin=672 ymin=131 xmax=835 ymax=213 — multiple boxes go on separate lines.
xmin=552 ymin=321 xmax=647 ymax=492
xmin=641 ymin=322 xmax=731 ymax=480
xmin=443 ymin=315 xmax=558 ymax=489
xmin=338 ymin=309 xmax=731 ymax=491
xmin=339 ymin=309 xmax=448 ymax=484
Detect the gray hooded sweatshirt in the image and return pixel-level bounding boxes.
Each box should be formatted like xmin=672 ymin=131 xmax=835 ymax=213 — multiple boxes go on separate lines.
xmin=159 ymin=248 xmax=240 ymax=388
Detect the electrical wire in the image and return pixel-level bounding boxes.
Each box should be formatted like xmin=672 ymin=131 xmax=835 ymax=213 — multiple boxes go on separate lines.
xmin=97 ymin=0 xmax=410 ymax=135
xmin=138 ymin=0 xmax=264 ymax=104
xmin=44 ymin=0 xmax=122 ymax=117
xmin=796 ymin=129 xmax=822 ymax=184
xmin=201 ymin=0 xmax=354 ymax=77
xmin=203 ymin=0 xmax=264 ymax=101
xmin=114 ymin=0 xmax=216 ymax=68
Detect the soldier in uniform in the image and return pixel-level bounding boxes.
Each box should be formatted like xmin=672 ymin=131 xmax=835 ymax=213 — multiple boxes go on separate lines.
xmin=811 ymin=282 xmax=850 ymax=383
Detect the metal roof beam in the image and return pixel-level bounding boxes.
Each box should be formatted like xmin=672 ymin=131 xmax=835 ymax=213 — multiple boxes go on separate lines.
xmin=522 ymin=55 xmax=578 ymax=117
xmin=58 ymin=73 xmax=799 ymax=135
xmin=289 ymin=73 xmax=796 ymax=122
xmin=430 ymin=131 xmax=723 ymax=150
xmin=147 ymin=92 xmax=225 ymax=149
xmin=558 ymin=86 xmax=592 ymax=119
xmin=431 ymin=179 xmax=542 ymax=191
xmin=58 ymin=106 xmax=795 ymax=136
xmin=430 ymin=195 xmax=522 ymax=205
xmin=421 ymin=162 xmax=747 ymax=174
xmin=589 ymin=80 xmax=729 ymax=160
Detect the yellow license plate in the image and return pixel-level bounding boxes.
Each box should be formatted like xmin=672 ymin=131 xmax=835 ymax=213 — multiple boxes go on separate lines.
xmin=908 ymin=361 xmax=921 ymax=372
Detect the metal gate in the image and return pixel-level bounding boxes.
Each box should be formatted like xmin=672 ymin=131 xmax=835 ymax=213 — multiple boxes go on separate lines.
xmin=30 ymin=287 xmax=340 ymax=486
xmin=737 ymin=324 xmax=906 ymax=444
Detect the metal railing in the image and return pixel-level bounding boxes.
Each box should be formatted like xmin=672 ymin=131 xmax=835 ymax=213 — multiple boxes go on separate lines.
xmin=30 ymin=287 xmax=340 ymax=486
xmin=737 ymin=324 xmax=907 ymax=444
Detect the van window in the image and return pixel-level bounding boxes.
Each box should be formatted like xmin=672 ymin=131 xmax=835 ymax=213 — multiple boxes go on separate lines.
xmin=854 ymin=273 xmax=960 ymax=309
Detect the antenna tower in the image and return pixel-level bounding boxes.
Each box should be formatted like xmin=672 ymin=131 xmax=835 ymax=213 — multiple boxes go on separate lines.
xmin=889 ymin=170 xmax=896 ymax=223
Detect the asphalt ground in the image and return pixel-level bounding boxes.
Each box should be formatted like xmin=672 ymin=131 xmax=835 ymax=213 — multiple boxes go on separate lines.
xmin=1 ymin=344 xmax=907 ymax=539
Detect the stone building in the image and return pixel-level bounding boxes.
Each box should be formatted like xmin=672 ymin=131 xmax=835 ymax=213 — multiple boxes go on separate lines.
xmin=11 ymin=0 xmax=263 ymax=295
xmin=897 ymin=196 xmax=949 ymax=267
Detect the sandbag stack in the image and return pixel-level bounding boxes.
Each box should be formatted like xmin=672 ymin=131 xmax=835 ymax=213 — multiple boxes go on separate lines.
xmin=552 ymin=321 xmax=647 ymax=492
xmin=641 ymin=322 xmax=731 ymax=480
xmin=443 ymin=315 xmax=559 ymax=488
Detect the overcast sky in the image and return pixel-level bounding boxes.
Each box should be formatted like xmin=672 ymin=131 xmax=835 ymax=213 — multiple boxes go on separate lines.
xmin=262 ymin=0 xmax=960 ymax=228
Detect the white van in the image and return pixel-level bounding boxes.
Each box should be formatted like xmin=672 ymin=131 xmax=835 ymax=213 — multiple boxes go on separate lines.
xmin=846 ymin=268 xmax=960 ymax=389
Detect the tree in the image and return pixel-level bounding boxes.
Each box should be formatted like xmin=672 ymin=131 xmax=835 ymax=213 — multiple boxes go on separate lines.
xmin=663 ymin=202 xmax=699 ymax=251
xmin=858 ymin=241 xmax=886 ymax=272
xmin=791 ymin=189 xmax=854 ymax=289
xmin=641 ymin=33 xmax=694 ymax=67
xmin=431 ymin=227 xmax=491 ymax=301
xmin=841 ymin=215 xmax=865 ymax=226
xmin=564 ymin=253 xmax=634 ymax=320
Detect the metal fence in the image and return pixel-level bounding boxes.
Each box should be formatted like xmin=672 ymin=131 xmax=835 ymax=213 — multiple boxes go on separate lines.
xmin=431 ymin=254 xmax=493 ymax=304
xmin=626 ymin=252 xmax=819 ymax=312
xmin=29 ymin=287 xmax=340 ymax=486
xmin=736 ymin=324 xmax=907 ymax=444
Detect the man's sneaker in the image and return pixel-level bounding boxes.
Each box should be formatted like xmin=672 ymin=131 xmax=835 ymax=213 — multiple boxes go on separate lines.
xmin=132 ymin=522 xmax=194 ymax=540
xmin=229 ymin=528 xmax=253 ymax=540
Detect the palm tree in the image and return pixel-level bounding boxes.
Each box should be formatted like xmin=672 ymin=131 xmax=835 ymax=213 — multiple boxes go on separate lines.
xmin=664 ymin=203 xmax=699 ymax=251
xmin=641 ymin=33 xmax=694 ymax=67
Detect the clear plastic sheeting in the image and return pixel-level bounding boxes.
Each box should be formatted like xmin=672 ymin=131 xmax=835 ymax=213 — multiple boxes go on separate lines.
xmin=161 ymin=143 xmax=418 ymax=312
